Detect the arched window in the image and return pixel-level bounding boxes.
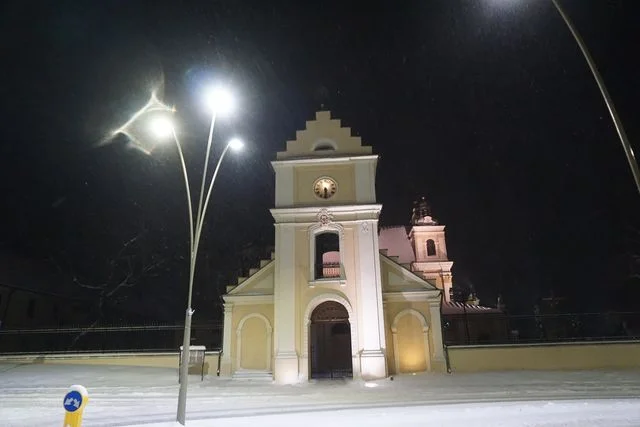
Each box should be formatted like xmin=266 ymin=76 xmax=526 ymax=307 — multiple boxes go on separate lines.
xmin=315 ymin=232 xmax=340 ymax=279
xmin=426 ymin=239 xmax=436 ymax=256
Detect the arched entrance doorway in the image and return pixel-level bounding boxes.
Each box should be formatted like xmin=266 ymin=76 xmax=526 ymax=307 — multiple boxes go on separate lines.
xmin=309 ymin=301 xmax=353 ymax=379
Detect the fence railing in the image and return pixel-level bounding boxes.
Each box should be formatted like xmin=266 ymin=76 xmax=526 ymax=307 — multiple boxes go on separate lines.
xmin=443 ymin=311 xmax=640 ymax=346
xmin=0 ymin=323 xmax=223 ymax=354
xmin=4 ymin=312 xmax=640 ymax=354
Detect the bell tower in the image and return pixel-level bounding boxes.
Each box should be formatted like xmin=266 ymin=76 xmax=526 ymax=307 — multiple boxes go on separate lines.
xmin=409 ymin=197 xmax=454 ymax=302
xmin=270 ymin=111 xmax=387 ymax=383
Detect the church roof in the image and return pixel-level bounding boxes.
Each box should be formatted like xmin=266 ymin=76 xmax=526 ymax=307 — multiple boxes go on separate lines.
xmin=441 ymin=301 xmax=503 ymax=315
xmin=378 ymin=226 xmax=415 ymax=264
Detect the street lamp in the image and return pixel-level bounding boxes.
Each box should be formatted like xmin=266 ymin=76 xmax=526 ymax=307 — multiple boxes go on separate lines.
xmin=145 ymin=87 xmax=242 ymax=425
xmin=204 ymin=86 xmax=236 ymax=116
xmin=495 ymin=0 xmax=640 ymax=195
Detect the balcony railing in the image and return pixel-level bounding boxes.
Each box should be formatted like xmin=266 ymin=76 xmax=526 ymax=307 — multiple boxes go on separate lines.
xmin=315 ymin=263 xmax=341 ymax=279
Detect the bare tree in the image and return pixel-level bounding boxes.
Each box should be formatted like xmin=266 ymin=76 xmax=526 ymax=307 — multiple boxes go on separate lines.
xmin=51 ymin=229 xmax=165 ymax=348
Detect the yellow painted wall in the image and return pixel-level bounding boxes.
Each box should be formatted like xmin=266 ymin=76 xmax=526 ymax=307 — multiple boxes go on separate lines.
xmin=448 ymin=341 xmax=640 ymax=372
xmin=0 ymin=352 xmax=219 ymax=374
xmin=294 ymin=164 xmax=356 ymax=205
xmin=384 ymin=301 xmax=434 ymax=375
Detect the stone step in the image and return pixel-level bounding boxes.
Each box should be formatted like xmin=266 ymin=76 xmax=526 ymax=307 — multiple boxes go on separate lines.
xmin=226 ymin=285 xmax=236 ymax=293
xmin=389 ymin=255 xmax=399 ymax=262
xmin=270 ymin=251 xmax=275 ymax=260
xmin=237 ymin=276 xmax=248 ymax=285
xmin=401 ymin=263 xmax=412 ymax=270
xmin=380 ymin=249 xmax=389 ymax=256
xmin=232 ymin=370 xmax=273 ymax=381
xmin=249 ymin=268 xmax=259 ymax=276
xmin=259 ymin=259 xmax=270 ymax=268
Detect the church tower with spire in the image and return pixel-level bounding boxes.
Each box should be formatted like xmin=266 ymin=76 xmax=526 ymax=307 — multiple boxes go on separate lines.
xmin=409 ymin=197 xmax=454 ymax=302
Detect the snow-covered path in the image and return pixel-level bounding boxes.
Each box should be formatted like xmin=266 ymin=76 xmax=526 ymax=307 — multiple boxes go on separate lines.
xmin=2 ymin=364 xmax=640 ymax=426
xmin=145 ymin=400 xmax=640 ymax=427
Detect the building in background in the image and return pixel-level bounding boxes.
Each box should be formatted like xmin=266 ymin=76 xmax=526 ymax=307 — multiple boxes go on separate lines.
xmin=378 ymin=199 xmax=506 ymax=346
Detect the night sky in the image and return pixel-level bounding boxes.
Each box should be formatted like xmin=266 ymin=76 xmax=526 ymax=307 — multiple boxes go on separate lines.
xmin=1 ymin=0 xmax=639 ymax=321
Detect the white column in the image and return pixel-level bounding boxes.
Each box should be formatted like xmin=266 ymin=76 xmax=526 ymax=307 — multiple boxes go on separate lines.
xmin=220 ymin=303 xmax=233 ymax=376
xmin=428 ymin=302 xmax=445 ymax=363
xmin=273 ymin=223 xmax=299 ymax=383
xmin=356 ymin=219 xmax=387 ymax=379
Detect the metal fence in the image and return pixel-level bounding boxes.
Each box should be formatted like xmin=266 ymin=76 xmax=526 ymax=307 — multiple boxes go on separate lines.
xmin=443 ymin=311 xmax=640 ymax=346
xmin=0 ymin=323 xmax=223 ymax=354
xmin=4 ymin=312 xmax=640 ymax=354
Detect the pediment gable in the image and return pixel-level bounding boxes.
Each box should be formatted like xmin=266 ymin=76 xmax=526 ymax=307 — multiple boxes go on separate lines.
xmin=380 ymin=254 xmax=439 ymax=294
xmin=226 ymin=261 xmax=274 ymax=297
xmin=276 ymin=111 xmax=372 ymax=160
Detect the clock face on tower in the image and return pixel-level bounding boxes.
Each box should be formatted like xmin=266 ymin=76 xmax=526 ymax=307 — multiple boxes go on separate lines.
xmin=313 ymin=177 xmax=337 ymax=200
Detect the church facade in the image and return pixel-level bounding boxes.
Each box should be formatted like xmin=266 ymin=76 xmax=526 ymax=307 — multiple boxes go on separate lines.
xmin=220 ymin=111 xmax=454 ymax=383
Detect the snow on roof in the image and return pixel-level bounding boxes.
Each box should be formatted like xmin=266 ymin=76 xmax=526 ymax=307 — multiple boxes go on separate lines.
xmin=441 ymin=301 xmax=503 ymax=315
xmin=378 ymin=226 xmax=415 ymax=264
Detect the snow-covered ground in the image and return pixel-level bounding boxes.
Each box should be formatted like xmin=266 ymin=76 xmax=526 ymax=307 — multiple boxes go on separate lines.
xmin=2 ymin=363 xmax=640 ymax=426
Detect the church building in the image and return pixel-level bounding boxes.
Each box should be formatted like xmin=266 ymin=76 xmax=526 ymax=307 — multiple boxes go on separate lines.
xmin=220 ymin=111 xmax=454 ymax=383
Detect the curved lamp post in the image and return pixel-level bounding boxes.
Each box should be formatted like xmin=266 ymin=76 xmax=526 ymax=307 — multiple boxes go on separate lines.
xmin=494 ymin=0 xmax=640 ymax=194
xmin=547 ymin=0 xmax=640 ymax=195
xmin=149 ymin=87 xmax=243 ymax=425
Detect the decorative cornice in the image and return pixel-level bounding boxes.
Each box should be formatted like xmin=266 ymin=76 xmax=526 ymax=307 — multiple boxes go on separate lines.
xmin=308 ymin=278 xmax=346 ymax=287
xmin=409 ymin=225 xmax=446 ymax=234
xmin=222 ymin=294 xmax=274 ymax=305
xmin=271 ymin=155 xmax=378 ymax=168
xmin=412 ymin=261 xmax=454 ymax=271
xmin=383 ymin=291 xmax=441 ymax=302
xmin=271 ymin=204 xmax=382 ymax=223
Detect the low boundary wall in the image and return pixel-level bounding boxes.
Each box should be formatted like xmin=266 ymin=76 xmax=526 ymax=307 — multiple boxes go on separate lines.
xmin=0 ymin=351 xmax=221 ymax=375
xmin=447 ymin=340 xmax=640 ymax=372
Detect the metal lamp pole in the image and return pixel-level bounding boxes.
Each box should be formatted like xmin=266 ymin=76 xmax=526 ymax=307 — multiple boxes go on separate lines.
xmin=112 ymin=85 xmax=239 ymax=425
xmin=550 ymin=0 xmax=640 ymax=195
xmin=169 ymin=112 xmax=241 ymax=425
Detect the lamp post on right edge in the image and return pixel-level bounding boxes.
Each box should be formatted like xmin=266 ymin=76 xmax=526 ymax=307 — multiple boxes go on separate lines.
xmin=548 ymin=0 xmax=640 ymax=195
xmin=494 ymin=0 xmax=640 ymax=195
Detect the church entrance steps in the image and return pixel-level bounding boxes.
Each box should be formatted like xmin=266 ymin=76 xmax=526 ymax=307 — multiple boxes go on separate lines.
xmin=232 ymin=369 xmax=273 ymax=381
